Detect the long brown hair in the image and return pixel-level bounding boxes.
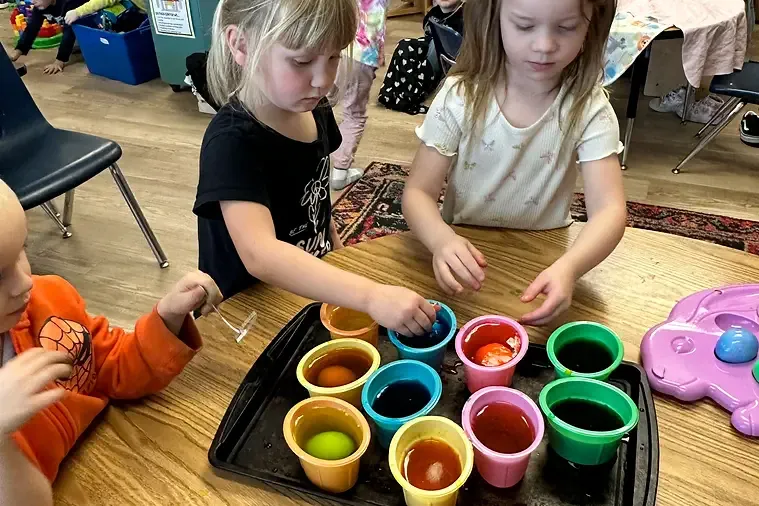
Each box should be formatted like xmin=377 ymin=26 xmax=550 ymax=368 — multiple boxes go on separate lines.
xmin=448 ymin=0 xmax=616 ymax=141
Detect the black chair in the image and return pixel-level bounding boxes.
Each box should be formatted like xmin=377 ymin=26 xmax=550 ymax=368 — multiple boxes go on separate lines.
xmin=0 ymin=43 xmax=168 ymax=267
xmin=671 ymin=61 xmax=759 ymax=174
xmin=428 ymin=19 xmax=463 ymax=74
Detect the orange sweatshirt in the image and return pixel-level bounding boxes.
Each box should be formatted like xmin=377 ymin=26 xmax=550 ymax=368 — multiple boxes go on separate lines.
xmin=7 ymin=275 xmax=202 ymax=482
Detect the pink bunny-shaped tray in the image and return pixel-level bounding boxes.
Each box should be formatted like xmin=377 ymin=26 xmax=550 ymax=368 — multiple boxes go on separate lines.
xmin=640 ymin=285 xmax=759 ymax=437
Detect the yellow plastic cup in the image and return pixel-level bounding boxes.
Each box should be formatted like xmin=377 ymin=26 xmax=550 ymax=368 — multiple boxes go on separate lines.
xmin=388 ymin=416 xmax=474 ymax=506
xmin=283 ymin=396 xmax=371 ymax=493
xmin=321 ymin=303 xmax=379 ymax=347
xmin=296 ymin=338 xmax=381 ymax=407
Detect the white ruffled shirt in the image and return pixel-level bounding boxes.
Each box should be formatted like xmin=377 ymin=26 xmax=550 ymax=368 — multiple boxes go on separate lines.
xmin=416 ymin=77 xmax=623 ymax=230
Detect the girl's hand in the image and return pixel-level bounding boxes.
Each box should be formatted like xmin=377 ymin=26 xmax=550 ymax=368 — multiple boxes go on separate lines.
xmin=519 ymin=262 xmax=575 ymax=326
xmin=366 ymin=285 xmax=437 ymax=337
xmin=64 ymin=10 xmax=80 ymax=25
xmin=157 ymin=271 xmax=222 ymax=334
xmin=432 ymin=234 xmax=487 ymax=295
xmin=0 ymin=348 xmax=72 ymax=436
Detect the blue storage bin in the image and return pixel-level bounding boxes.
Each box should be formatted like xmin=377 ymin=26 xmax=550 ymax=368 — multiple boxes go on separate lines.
xmin=71 ymin=15 xmax=160 ymax=85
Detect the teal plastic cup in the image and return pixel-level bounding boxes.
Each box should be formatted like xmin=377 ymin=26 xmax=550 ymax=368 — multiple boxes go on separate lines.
xmin=361 ymin=360 xmax=443 ymax=449
xmin=387 ymin=300 xmax=457 ymax=369
xmin=546 ymin=322 xmax=624 ymax=381
xmin=539 ymin=377 xmax=639 ymax=466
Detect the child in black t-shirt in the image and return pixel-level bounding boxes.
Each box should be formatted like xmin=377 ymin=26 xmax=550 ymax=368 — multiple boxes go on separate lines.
xmin=193 ymin=0 xmax=437 ymax=337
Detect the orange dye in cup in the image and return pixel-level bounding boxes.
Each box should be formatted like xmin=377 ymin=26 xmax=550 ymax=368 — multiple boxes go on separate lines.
xmin=472 ymin=401 xmax=535 ymax=454
xmin=463 ymin=322 xmax=521 ymax=367
xmin=329 ymin=308 xmax=375 ymax=331
xmin=401 ymin=439 xmax=462 ymax=491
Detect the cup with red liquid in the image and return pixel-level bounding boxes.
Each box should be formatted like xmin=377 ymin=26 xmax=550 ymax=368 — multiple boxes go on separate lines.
xmin=455 ymin=315 xmax=529 ymax=393
xmin=461 ymin=386 xmax=544 ymax=488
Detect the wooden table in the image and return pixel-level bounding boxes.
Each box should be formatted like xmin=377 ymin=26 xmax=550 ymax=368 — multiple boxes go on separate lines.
xmin=53 ymin=225 xmax=759 ymax=506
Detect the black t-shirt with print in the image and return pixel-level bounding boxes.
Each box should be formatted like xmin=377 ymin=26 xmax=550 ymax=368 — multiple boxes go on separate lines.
xmin=193 ymin=100 xmax=341 ymax=300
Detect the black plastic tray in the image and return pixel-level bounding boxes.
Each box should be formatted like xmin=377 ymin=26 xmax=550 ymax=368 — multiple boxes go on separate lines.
xmin=209 ymin=303 xmax=659 ymax=506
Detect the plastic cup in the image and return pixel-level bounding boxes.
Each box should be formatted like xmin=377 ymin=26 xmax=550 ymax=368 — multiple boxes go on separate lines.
xmin=388 ymin=416 xmax=474 ymax=506
xmin=546 ymin=321 xmax=624 ymax=381
xmin=283 ymin=396 xmax=371 ymax=493
xmin=539 ymin=377 xmax=640 ymax=466
xmin=461 ymin=386 xmax=544 ymax=488
xmin=455 ymin=315 xmax=529 ymax=393
xmin=388 ymin=300 xmax=457 ymax=369
xmin=296 ymin=338 xmax=381 ymax=408
xmin=321 ymin=303 xmax=379 ymax=347
xmin=361 ymin=360 xmax=443 ymax=448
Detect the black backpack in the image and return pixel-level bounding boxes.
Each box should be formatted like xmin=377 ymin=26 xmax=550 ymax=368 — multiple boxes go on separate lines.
xmin=378 ymin=37 xmax=437 ymax=115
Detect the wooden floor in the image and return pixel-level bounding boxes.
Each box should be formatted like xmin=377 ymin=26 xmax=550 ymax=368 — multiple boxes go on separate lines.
xmin=2 ymin=17 xmax=759 ymax=329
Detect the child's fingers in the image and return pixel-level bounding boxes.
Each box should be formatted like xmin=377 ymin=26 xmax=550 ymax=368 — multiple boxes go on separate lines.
xmin=447 ymin=254 xmax=480 ymax=290
xmin=466 ymin=241 xmax=488 ymax=268
xmin=420 ymin=300 xmax=438 ymax=322
xmin=521 ymin=274 xmax=548 ymax=303
xmin=520 ymin=291 xmax=562 ymax=325
xmin=22 ymin=349 xmax=71 ymax=375
xmin=27 ymin=388 xmax=67 ymax=415
xmin=413 ymin=308 xmax=433 ymax=332
xmin=395 ymin=324 xmax=414 ymax=338
xmin=434 ymin=260 xmax=463 ymax=295
xmin=456 ymin=248 xmax=485 ymax=285
xmin=26 ymin=363 xmax=72 ymax=394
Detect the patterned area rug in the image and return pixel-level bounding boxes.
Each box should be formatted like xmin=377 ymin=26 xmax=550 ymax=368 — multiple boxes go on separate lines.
xmin=333 ymin=162 xmax=759 ymax=255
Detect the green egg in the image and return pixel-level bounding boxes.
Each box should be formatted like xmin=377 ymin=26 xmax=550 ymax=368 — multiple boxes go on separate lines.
xmin=304 ymin=431 xmax=356 ymax=460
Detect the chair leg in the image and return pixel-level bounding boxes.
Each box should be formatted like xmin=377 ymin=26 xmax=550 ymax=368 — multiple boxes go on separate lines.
xmin=41 ymin=203 xmax=72 ymax=238
xmin=681 ymin=84 xmax=693 ymax=125
xmin=62 ymin=190 xmax=75 ymax=227
xmin=109 ymin=163 xmax=170 ymax=268
xmin=673 ymin=101 xmax=746 ymax=174
xmin=46 ymin=200 xmax=61 ymax=218
xmin=695 ymin=96 xmax=740 ymax=138
xmin=621 ymin=117 xmax=634 ymax=170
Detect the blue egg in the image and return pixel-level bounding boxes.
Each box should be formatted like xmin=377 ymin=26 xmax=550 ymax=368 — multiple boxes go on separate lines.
xmin=715 ymin=327 xmax=759 ymax=364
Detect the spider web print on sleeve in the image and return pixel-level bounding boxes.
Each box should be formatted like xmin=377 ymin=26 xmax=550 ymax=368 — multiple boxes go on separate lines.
xmin=38 ymin=317 xmax=97 ymax=393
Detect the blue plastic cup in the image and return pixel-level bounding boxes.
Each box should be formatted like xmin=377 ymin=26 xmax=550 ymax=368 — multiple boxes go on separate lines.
xmin=387 ymin=300 xmax=457 ymax=369
xmin=361 ymin=360 xmax=443 ymax=449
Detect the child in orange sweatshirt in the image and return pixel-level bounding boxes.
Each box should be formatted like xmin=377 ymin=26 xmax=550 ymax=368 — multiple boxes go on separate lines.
xmin=0 ymin=180 xmax=222 ymax=505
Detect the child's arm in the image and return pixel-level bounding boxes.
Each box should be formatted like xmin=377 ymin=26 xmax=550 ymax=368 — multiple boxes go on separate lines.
xmin=221 ymin=202 xmax=437 ymax=337
xmin=78 ymin=272 xmax=219 ymax=399
xmin=0 ymin=349 xmax=72 ymax=506
xmin=66 ymin=0 xmax=120 ymax=22
xmin=521 ymin=94 xmax=627 ymax=325
xmin=403 ymin=144 xmax=487 ymax=295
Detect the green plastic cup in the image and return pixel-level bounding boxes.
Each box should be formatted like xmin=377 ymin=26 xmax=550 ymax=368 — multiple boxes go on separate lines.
xmin=546 ymin=321 xmax=624 ymax=381
xmin=539 ymin=377 xmax=639 ymax=466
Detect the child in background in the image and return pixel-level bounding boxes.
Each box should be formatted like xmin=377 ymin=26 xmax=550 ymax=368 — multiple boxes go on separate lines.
xmin=423 ymin=0 xmax=464 ymax=81
xmin=194 ymin=0 xmax=436 ymax=337
xmin=402 ymin=0 xmax=626 ymax=326
xmin=63 ymin=0 xmax=146 ymax=29
xmin=330 ymin=0 xmax=390 ymax=190
xmin=9 ymin=0 xmax=89 ymax=74
xmin=0 ymin=179 xmax=222 ymax=505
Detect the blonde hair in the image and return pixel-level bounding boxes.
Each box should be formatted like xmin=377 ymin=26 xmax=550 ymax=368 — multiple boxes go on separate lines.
xmin=449 ymin=0 xmax=615 ymax=141
xmin=207 ymin=0 xmax=358 ymax=109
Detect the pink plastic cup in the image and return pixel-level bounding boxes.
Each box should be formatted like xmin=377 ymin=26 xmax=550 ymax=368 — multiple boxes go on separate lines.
xmin=455 ymin=315 xmax=529 ymax=393
xmin=461 ymin=386 xmax=544 ymax=488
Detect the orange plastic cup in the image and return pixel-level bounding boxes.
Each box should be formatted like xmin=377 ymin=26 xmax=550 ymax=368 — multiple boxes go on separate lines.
xmin=296 ymin=338 xmax=381 ymax=407
xmin=321 ymin=303 xmax=379 ymax=347
xmin=283 ymin=397 xmax=371 ymax=494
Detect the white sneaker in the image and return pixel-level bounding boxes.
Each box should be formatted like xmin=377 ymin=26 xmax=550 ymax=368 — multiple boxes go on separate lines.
xmin=331 ymin=168 xmax=364 ymax=191
xmin=677 ymin=94 xmax=725 ymax=124
xmin=0 ymin=2 xmax=10 ymax=9
xmin=649 ymin=86 xmax=686 ymax=113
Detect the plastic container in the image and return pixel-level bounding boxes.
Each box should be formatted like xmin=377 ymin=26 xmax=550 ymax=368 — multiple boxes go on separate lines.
xmin=361 ymin=360 xmax=442 ymax=448
xmin=388 ymin=301 xmax=457 ymax=369
xmin=539 ymin=377 xmax=640 ymax=466
xmin=282 ymin=396 xmax=371 ymax=494
xmin=461 ymin=387 xmax=544 ymax=488
xmin=71 ymin=15 xmax=159 ymax=85
xmin=296 ymin=338 xmax=381 ymax=408
xmin=455 ymin=315 xmax=529 ymax=393
xmin=388 ymin=416 xmax=474 ymax=506
xmin=320 ymin=303 xmax=379 ymax=347
xmin=547 ymin=321 xmax=624 ymax=381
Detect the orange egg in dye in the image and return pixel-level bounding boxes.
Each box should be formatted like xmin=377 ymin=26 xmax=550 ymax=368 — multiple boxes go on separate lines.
xmin=474 ymin=343 xmax=515 ymax=367
xmin=317 ymin=365 xmax=358 ymax=388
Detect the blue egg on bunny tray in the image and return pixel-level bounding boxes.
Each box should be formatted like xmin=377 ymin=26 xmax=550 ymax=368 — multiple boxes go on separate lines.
xmin=715 ymin=327 xmax=759 ymax=364
xmin=396 ymin=319 xmax=452 ymax=349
